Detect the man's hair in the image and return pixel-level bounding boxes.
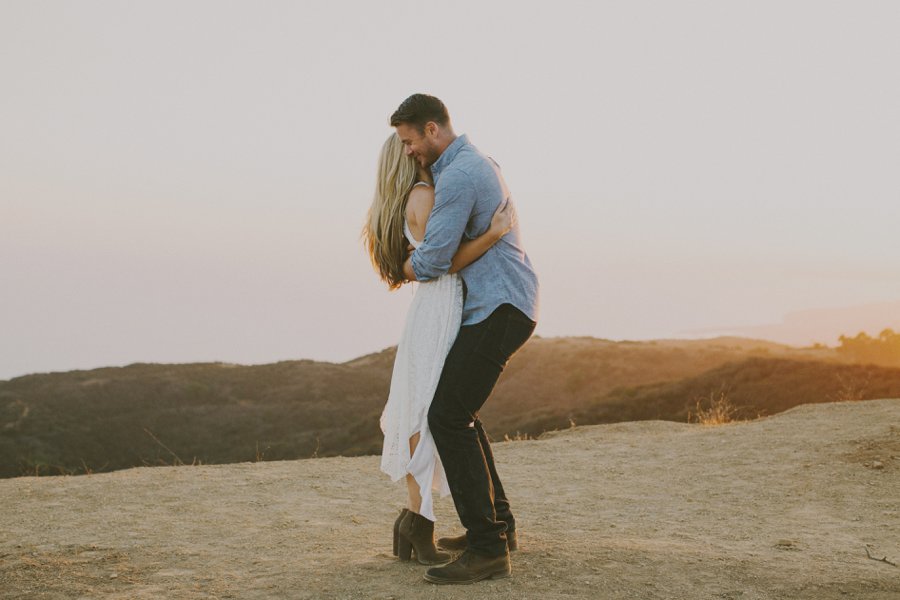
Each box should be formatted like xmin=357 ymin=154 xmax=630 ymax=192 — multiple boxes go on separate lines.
xmin=390 ymin=93 xmax=450 ymax=131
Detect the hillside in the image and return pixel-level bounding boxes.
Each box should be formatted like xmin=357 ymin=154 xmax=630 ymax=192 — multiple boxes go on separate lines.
xmin=4 ymin=336 xmax=898 ymax=479
xmin=525 ymin=357 xmax=900 ymax=434
xmin=1 ymin=399 xmax=897 ymax=599
xmin=0 ymin=354 xmax=393 ymax=478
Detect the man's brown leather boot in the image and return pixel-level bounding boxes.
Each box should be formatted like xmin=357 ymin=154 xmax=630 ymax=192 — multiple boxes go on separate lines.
xmin=423 ymin=549 xmax=511 ymax=584
xmin=437 ymin=529 xmax=518 ymax=552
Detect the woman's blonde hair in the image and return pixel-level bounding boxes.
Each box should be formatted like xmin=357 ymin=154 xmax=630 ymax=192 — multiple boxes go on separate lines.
xmin=363 ymin=133 xmax=418 ymax=289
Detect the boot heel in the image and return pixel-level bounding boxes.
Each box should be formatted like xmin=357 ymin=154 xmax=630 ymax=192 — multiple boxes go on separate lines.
xmin=392 ymin=508 xmax=408 ymax=556
xmin=397 ymin=535 xmax=412 ymax=561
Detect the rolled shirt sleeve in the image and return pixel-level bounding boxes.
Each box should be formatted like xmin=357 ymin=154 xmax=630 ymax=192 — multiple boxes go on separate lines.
xmin=410 ymin=167 xmax=477 ymax=281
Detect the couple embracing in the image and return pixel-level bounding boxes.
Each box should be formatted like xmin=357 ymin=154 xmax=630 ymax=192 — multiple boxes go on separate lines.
xmin=363 ymin=93 xmax=539 ymax=585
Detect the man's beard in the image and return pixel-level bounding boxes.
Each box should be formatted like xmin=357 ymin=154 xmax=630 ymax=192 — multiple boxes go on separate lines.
xmin=421 ymin=147 xmax=439 ymax=168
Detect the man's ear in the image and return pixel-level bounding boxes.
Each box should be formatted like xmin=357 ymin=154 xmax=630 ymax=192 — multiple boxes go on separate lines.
xmin=424 ymin=121 xmax=439 ymax=139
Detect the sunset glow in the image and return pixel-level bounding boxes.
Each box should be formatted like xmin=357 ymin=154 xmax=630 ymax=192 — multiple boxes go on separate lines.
xmin=1 ymin=1 xmax=898 ymax=380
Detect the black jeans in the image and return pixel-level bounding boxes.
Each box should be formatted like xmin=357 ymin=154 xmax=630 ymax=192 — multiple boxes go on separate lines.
xmin=427 ymin=303 xmax=536 ymax=557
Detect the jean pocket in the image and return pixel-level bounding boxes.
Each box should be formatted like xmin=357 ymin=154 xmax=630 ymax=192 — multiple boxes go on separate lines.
xmin=473 ymin=310 xmax=535 ymax=370
xmin=501 ymin=315 xmax=536 ymax=358
xmin=472 ymin=315 xmax=512 ymax=370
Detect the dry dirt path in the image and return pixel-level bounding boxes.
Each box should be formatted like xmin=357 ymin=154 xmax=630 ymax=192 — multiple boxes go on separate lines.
xmin=1 ymin=399 xmax=898 ymax=599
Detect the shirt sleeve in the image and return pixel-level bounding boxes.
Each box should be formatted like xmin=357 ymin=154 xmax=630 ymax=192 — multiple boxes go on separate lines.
xmin=410 ymin=167 xmax=476 ymax=281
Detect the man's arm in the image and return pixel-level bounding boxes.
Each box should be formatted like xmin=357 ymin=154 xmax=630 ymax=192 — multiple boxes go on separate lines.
xmin=406 ymin=167 xmax=477 ymax=282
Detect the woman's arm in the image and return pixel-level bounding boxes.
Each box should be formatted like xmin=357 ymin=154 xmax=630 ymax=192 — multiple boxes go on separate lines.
xmin=448 ymin=200 xmax=516 ymax=274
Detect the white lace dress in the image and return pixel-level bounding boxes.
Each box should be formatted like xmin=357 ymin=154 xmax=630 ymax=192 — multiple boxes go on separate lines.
xmin=379 ymin=190 xmax=462 ymax=522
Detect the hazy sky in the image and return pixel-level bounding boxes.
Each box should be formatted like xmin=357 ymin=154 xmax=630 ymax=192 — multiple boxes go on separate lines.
xmin=2 ymin=1 xmax=899 ymax=380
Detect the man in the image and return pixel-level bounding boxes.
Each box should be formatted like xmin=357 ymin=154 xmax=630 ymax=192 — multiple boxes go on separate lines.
xmin=392 ymin=93 xmax=540 ymax=585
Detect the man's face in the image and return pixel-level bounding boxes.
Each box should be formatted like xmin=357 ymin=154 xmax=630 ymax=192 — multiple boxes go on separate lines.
xmin=395 ymin=122 xmax=440 ymax=168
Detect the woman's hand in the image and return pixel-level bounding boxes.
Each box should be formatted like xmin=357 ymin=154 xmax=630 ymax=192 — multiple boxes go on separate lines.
xmin=449 ymin=199 xmax=516 ymax=273
xmin=489 ymin=200 xmax=517 ymax=238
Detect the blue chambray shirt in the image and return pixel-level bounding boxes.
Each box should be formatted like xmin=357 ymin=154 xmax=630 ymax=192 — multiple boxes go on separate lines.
xmin=410 ymin=134 xmax=540 ymax=326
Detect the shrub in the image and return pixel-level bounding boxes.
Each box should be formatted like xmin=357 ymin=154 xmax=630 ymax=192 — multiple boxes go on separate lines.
xmin=689 ymin=389 xmax=740 ymax=425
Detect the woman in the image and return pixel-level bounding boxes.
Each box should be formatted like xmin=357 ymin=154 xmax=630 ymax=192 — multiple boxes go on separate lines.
xmin=363 ymin=132 xmax=514 ymax=565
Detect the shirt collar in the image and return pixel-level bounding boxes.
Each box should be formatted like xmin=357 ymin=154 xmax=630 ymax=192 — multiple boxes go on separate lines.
xmin=430 ymin=134 xmax=468 ymax=180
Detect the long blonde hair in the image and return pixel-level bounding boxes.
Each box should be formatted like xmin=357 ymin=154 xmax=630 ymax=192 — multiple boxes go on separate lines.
xmin=363 ymin=133 xmax=419 ymax=289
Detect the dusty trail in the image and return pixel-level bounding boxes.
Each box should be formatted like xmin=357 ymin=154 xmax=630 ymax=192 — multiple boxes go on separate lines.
xmin=1 ymin=399 xmax=898 ymax=599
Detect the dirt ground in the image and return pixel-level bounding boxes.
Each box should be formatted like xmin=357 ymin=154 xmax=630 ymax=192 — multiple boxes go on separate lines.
xmin=1 ymin=398 xmax=898 ymax=599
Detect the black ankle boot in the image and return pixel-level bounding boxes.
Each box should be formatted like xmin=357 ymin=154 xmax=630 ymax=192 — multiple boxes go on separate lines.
xmin=397 ymin=511 xmax=451 ymax=565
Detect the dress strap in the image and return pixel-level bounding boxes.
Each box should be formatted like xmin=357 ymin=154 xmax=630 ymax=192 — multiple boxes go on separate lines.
xmin=404 ymin=220 xmax=422 ymax=248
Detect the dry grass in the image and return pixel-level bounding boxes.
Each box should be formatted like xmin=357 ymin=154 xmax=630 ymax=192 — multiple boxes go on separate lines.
xmin=689 ymin=389 xmax=741 ymax=425
xmin=503 ymin=431 xmax=534 ymax=441
xmin=506 ymin=418 xmax=576 ymax=442
xmin=830 ymin=371 xmax=872 ymax=402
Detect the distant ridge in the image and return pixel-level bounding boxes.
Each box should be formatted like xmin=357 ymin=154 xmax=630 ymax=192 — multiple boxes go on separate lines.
xmin=683 ymin=299 xmax=900 ymax=346
xmin=3 ymin=336 xmax=900 ymax=479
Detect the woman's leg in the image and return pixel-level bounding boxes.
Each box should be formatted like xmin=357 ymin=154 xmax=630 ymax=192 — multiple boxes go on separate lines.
xmin=398 ymin=431 xmax=451 ymax=564
xmin=405 ymin=432 xmax=422 ymax=514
